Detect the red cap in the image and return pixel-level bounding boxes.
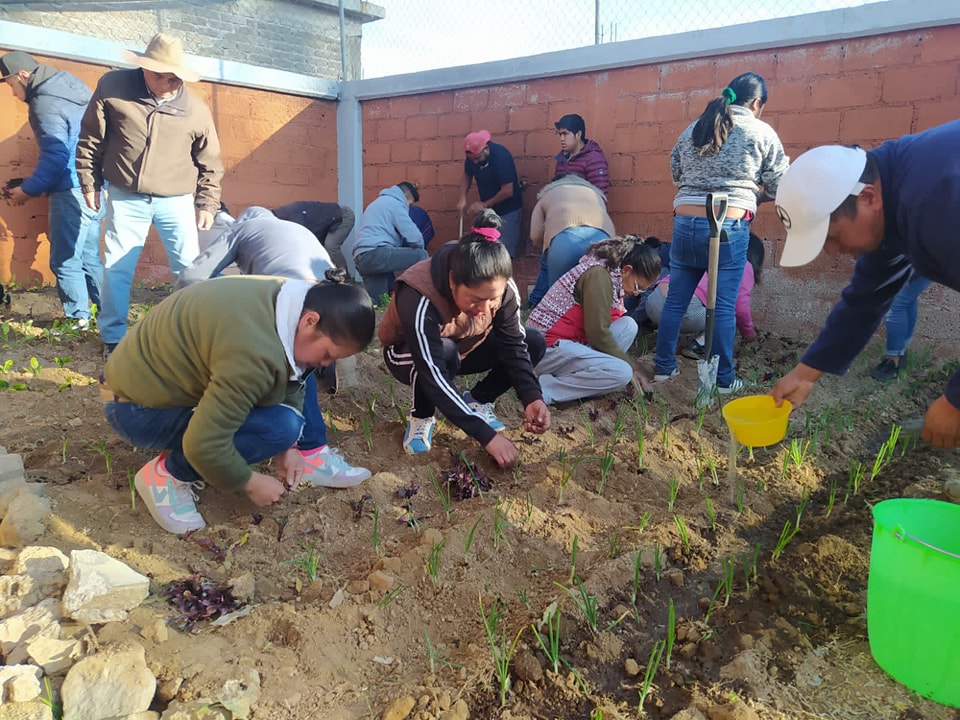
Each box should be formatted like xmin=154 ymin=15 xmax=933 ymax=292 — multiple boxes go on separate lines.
xmin=464 ymin=130 xmax=491 ymax=156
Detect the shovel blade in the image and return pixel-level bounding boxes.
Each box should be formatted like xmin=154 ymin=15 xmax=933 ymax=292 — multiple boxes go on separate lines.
xmin=696 ymin=355 xmax=720 ymax=408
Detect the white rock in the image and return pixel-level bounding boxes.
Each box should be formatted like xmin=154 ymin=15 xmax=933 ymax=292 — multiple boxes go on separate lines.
xmin=25 ymin=635 xmax=83 ymax=675
xmin=62 ymin=550 xmax=150 ymax=624
xmin=0 ymin=494 xmax=51 ymax=547
xmin=61 ymin=644 xmax=156 ymax=720
xmin=160 ymin=701 xmax=231 ymax=719
xmin=217 ymin=668 xmax=261 ymax=718
xmin=0 ymin=547 xmax=17 ymax=572
xmin=229 ymin=572 xmax=255 ymax=603
xmin=0 ymin=664 xmax=42 ymax=704
xmin=117 ymin=713 xmax=161 ymax=720
xmin=15 ymin=546 xmax=70 ymax=597
xmin=139 ymin=619 xmax=168 ymax=644
xmin=0 ymin=599 xmax=61 ymax=664
xmin=0 ymin=454 xmax=26 ymax=485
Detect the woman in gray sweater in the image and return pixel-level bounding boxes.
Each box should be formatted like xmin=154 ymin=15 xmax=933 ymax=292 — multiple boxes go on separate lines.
xmin=653 ymin=71 xmax=788 ymax=394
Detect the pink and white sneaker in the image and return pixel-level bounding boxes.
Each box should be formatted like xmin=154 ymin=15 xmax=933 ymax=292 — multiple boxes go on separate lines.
xmin=134 ymin=454 xmax=206 ymax=534
xmin=300 ymin=446 xmax=371 ymax=488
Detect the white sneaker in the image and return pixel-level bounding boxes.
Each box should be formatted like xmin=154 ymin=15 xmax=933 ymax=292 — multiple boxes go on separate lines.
xmin=403 ymin=415 xmax=436 ymax=454
xmin=717 ymin=377 xmax=747 ymax=395
xmin=653 ymin=368 xmax=680 ymax=382
xmin=463 ymin=391 xmax=505 ymax=431
xmin=300 ymin=446 xmax=371 ymax=488
xmin=134 ymin=455 xmax=206 ymax=534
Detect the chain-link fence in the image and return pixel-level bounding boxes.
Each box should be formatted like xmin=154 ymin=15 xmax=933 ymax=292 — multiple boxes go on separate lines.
xmin=361 ymin=0 xmax=890 ymax=78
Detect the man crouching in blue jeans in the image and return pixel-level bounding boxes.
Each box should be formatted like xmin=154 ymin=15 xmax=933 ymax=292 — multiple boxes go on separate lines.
xmin=101 ymin=273 xmax=375 ymax=534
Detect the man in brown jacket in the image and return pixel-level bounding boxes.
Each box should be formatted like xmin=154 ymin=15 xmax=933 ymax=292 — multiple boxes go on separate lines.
xmin=76 ymin=33 xmax=223 ymax=356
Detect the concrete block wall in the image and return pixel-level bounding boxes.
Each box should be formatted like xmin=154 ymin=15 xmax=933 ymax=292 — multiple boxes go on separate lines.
xmin=0 ymin=51 xmax=338 ymax=285
xmin=361 ymin=25 xmax=960 ymax=348
xmin=0 ymin=0 xmax=376 ymax=80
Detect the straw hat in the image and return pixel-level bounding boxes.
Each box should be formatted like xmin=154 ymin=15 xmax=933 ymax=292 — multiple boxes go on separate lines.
xmin=122 ymin=33 xmax=199 ymax=83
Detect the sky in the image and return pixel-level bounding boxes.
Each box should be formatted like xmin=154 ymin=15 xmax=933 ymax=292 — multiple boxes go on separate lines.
xmin=360 ymin=0 xmax=890 ymax=78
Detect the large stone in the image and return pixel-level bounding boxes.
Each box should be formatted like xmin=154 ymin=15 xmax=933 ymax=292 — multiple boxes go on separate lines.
xmin=0 ymin=454 xmax=26 ymax=485
xmin=62 ymin=550 xmax=150 ymax=624
xmin=216 ymin=669 xmax=260 ymax=718
xmin=15 ymin=546 xmax=70 ymax=598
xmin=382 ymin=696 xmax=416 ymax=720
xmin=160 ymin=702 xmax=231 ymax=720
xmin=0 ymin=701 xmax=54 ymax=720
xmin=0 ymin=599 xmax=62 ymax=664
xmin=0 ymin=664 xmax=42 ymax=704
xmin=0 ymin=494 xmax=51 ymax=547
xmin=61 ymin=644 xmax=156 ymax=720
xmin=25 ymin=635 xmax=83 ymax=675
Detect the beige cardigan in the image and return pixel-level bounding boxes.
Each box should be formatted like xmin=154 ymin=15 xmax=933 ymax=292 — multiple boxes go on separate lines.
xmin=529 ymin=175 xmax=616 ymax=251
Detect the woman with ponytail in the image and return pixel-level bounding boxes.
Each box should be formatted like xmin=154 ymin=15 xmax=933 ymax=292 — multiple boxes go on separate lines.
xmin=379 ymin=209 xmax=551 ymax=467
xmin=527 ymin=236 xmax=661 ymax=403
xmin=654 ymin=71 xmax=788 ymax=394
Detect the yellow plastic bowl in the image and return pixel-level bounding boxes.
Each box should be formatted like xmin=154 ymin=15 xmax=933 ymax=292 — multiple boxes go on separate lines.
xmin=721 ymin=395 xmax=792 ymax=447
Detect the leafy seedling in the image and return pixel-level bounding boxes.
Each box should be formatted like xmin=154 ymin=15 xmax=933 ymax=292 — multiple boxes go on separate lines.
xmin=166 ymin=574 xmax=243 ymax=630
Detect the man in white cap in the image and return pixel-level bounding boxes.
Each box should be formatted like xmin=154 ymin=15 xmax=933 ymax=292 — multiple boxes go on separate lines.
xmin=457 ymin=129 xmax=522 ymax=257
xmin=770 ymin=120 xmax=960 ymax=449
xmin=76 ymin=33 xmax=223 ymax=358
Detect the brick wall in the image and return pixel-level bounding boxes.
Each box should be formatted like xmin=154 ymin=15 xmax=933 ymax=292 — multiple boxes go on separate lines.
xmin=0 ymin=0 xmax=378 ymax=80
xmin=361 ymin=25 xmax=960 ymax=347
xmin=0 ymin=52 xmax=338 ymax=285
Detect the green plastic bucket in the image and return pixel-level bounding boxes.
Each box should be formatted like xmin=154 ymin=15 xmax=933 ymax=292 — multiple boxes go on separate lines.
xmin=868 ymin=498 xmax=960 ymax=708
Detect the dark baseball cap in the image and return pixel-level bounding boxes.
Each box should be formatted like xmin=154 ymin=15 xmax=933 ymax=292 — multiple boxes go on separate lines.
xmin=0 ymin=51 xmax=39 ymax=80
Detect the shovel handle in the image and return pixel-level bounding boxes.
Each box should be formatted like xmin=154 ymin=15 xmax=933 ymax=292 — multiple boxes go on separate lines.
xmin=706 ymin=192 xmax=729 ymax=237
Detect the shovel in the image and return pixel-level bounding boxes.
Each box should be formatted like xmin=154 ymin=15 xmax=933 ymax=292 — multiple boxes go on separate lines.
xmin=696 ymin=192 xmax=728 ymax=408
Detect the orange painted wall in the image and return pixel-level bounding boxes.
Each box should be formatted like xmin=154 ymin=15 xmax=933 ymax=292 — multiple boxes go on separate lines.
xmin=361 ymin=25 xmax=960 ymax=340
xmin=0 ymin=51 xmax=338 ymax=286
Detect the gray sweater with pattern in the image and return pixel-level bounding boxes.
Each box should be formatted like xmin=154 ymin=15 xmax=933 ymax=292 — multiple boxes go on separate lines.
xmin=670 ymin=105 xmax=789 ymax=212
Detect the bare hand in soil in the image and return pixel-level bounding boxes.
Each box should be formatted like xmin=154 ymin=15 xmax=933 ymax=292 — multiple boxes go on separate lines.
xmin=922 ymin=394 xmax=960 ymax=448
xmin=770 ymin=361 xmax=823 ymax=408
xmin=274 ymin=448 xmax=304 ymax=489
xmin=632 ymin=366 xmax=653 ymax=392
xmin=485 ymin=434 xmax=518 ymax=468
xmin=523 ymin=399 xmax=551 ymax=433
xmin=244 ymin=471 xmax=287 ymax=506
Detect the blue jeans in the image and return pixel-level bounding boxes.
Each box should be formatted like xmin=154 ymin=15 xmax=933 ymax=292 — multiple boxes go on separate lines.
xmin=99 ymin=187 xmax=199 ymax=345
xmin=884 ymin=273 xmax=932 ymax=356
xmin=48 ymin=187 xmax=104 ymax=320
xmin=498 ymin=209 xmax=522 ymax=259
xmin=103 ymin=372 xmax=328 ymax=484
xmin=528 ymin=226 xmax=609 ymax=307
xmin=654 ymin=215 xmax=749 ymax=386
xmin=354 ymin=245 xmax=428 ymax=301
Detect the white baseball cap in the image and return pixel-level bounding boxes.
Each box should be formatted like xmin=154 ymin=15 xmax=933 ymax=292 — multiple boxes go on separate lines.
xmin=776 ymin=145 xmax=868 ymax=267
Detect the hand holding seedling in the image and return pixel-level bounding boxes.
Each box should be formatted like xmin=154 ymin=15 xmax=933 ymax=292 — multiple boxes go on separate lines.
xmin=275 ymin=448 xmax=304 ymax=489
xmin=485 ymin=434 xmax=518 ymax=468
xmin=523 ymin=399 xmax=551 ymax=434
xmin=922 ymin=395 xmax=960 ymax=448
xmin=244 ymin=471 xmax=287 ymax=506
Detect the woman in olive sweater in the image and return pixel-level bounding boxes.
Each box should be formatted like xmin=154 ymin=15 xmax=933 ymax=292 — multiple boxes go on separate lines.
xmin=102 ymin=272 xmax=375 ymax=534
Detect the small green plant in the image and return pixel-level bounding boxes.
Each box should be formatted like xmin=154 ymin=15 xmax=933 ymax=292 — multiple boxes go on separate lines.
xmin=426 ymin=538 xmax=445 ymax=585
xmin=463 ymin=516 xmax=482 ymax=563
xmin=870 ymin=424 xmax=901 ymax=481
xmin=623 ymin=511 xmax=651 ymax=536
xmin=667 ymin=474 xmax=680 ymax=512
xmin=607 ymin=531 xmax=623 ymax=559
xmin=360 ymin=416 xmax=373 ymax=451
xmin=54 ymin=356 xmax=72 ymax=368
xmin=825 ymin=475 xmax=838 ymax=518
xmin=479 ymin=595 xmax=523 ymax=708
xmin=127 ymin=468 xmax=136 ymax=510
xmin=378 ymin=291 xmax=391 ymax=307
xmin=61 ymin=438 xmax=68 ymax=465
xmin=734 ymin=479 xmax=745 ymax=514
xmin=704 ymin=496 xmax=716 ymax=531
xmin=722 ymin=555 xmax=736 ymax=606
xmin=630 ymin=549 xmax=643 ymax=619
xmin=555 ymin=577 xmax=600 ymax=634
xmin=795 ymin=487 xmax=811 ymax=529
xmin=377 ymin=584 xmax=405 ymax=608
xmin=86 ymin=439 xmax=113 ymax=475
xmin=429 ymin=467 xmax=452 ymax=519
xmin=26 ymin=356 xmax=42 ymax=377
xmin=568 ymin=534 xmax=579 ymax=584
xmin=635 ymin=415 xmax=646 ymax=470
xmin=493 ymin=502 xmax=512 ymax=549
xmin=787 ymin=438 xmax=811 ymax=468
xmin=673 ymin=514 xmax=690 ymax=554
xmin=638 ymin=640 xmax=666 ymax=710
xmin=515 ymin=588 xmax=530 ymax=609
xmin=847 ymin=459 xmax=866 ymax=498
xmin=597 ymin=449 xmax=615 ymax=496
xmin=368 ymin=505 xmax=382 ymax=555
xmin=422 ymin=624 xmax=462 ymax=674
xmin=0 ymin=359 xmax=12 ymax=374
xmin=652 ymin=541 xmax=662 ymax=582
xmin=772 ymin=520 xmax=799 ymax=560
xmin=283 ymin=540 xmax=323 ymax=583
xmin=580 ymin=402 xmax=596 ymax=448
xmin=665 ymin=597 xmax=676 ymax=670
xmin=325 ymin=408 xmax=339 ymax=443
xmin=38 ymin=677 xmax=63 ymax=720
xmin=530 ymin=602 xmax=562 ymax=673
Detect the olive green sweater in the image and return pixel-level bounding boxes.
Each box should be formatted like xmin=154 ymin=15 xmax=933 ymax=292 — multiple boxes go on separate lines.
xmin=104 ymin=276 xmax=303 ymax=491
